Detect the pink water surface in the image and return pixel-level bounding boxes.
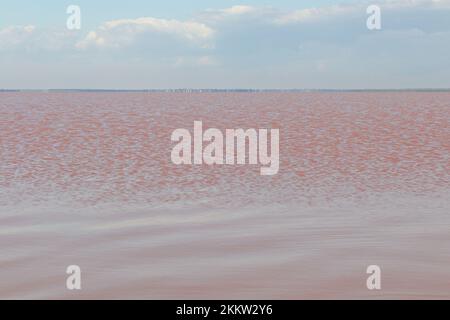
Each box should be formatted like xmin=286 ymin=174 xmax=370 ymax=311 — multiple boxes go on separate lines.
xmin=0 ymin=92 xmax=449 ymax=299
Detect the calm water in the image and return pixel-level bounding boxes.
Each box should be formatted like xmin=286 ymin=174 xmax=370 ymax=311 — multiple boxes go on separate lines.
xmin=0 ymin=92 xmax=449 ymax=299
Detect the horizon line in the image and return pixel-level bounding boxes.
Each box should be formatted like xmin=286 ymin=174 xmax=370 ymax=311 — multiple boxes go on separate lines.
xmin=1 ymin=88 xmax=450 ymax=93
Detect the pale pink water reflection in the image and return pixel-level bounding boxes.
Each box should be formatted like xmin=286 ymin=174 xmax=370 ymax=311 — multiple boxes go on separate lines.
xmin=0 ymin=92 xmax=449 ymax=299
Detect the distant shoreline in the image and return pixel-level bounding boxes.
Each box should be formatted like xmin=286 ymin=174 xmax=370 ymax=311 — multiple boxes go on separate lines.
xmin=1 ymin=88 xmax=450 ymax=93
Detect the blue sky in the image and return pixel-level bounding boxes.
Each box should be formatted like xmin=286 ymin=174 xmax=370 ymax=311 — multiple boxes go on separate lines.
xmin=1 ymin=0 xmax=450 ymax=89
xmin=0 ymin=0 xmax=342 ymax=30
xmin=0 ymin=1 xmax=340 ymax=26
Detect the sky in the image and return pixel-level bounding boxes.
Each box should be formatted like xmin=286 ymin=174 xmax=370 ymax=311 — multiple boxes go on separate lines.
xmin=1 ymin=0 xmax=450 ymax=89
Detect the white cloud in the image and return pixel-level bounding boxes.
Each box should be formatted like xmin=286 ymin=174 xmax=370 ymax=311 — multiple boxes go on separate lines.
xmin=273 ymin=0 xmax=450 ymax=25
xmin=0 ymin=25 xmax=81 ymax=52
xmin=198 ymin=5 xmax=274 ymax=24
xmin=274 ymin=5 xmax=359 ymax=25
xmin=0 ymin=25 xmax=36 ymax=48
xmin=383 ymin=0 xmax=450 ymax=9
xmin=220 ymin=5 xmax=256 ymax=15
xmin=77 ymin=17 xmax=215 ymax=49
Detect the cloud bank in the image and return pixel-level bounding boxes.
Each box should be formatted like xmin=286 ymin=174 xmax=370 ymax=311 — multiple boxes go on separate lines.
xmin=1 ymin=0 xmax=450 ymax=89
